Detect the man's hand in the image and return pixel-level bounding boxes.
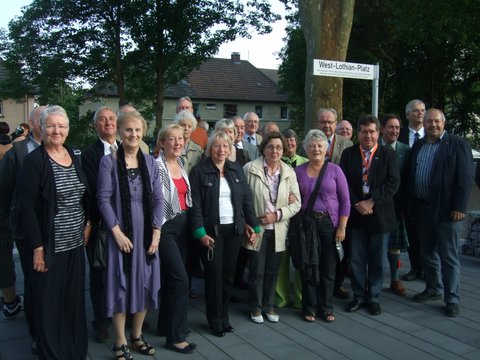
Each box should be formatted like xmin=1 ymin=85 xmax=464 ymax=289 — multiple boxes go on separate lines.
xmin=450 ymin=211 xmax=465 ymax=222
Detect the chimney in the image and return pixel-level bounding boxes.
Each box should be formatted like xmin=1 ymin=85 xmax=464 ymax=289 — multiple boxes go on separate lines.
xmin=231 ymin=52 xmax=241 ymax=64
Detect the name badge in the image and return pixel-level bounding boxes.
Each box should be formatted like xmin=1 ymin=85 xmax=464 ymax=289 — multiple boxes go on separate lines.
xmin=363 ymin=185 xmax=370 ymax=195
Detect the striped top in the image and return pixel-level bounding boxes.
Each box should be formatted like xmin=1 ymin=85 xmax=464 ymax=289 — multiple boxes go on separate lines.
xmin=50 ymin=159 xmax=86 ymax=253
xmin=414 ymin=140 xmax=441 ymax=200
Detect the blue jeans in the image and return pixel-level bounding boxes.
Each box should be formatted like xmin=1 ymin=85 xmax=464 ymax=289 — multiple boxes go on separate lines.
xmin=415 ymin=202 xmax=461 ymax=304
xmin=350 ymin=229 xmax=388 ymax=303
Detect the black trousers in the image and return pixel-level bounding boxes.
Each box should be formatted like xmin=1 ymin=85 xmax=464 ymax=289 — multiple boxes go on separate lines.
xmin=85 ymin=226 xmax=108 ymax=331
xmin=405 ymin=216 xmax=422 ymax=274
xmin=157 ymin=213 xmax=189 ymax=344
xmin=201 ymin=224 xmax=242 ymax=332
xmin=300 ymin=216 xmax=336 ymax=315
xmin=32 ymin=246 xmax=87 ymax=360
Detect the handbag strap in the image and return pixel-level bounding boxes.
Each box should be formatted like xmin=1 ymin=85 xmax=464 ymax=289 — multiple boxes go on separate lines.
xmin=305 ymin=161 xmax=328 ymax=214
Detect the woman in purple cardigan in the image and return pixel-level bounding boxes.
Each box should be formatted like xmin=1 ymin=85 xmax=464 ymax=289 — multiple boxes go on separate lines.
xmin=294 ymin=129 xmax=350 ymax=323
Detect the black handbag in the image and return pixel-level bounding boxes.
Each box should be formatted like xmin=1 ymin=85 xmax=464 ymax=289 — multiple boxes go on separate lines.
xmin=93 ymin=227 xmax=108 ymax=269
xmin=288 ymin=161 xmax=328 ymax=271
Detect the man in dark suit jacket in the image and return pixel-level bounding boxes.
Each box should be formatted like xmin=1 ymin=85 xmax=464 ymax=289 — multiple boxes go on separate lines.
xmin=380 ymin=114 xmax=411 ymax=297
xmin=407 ymin=108 xmax=472 ymax=317
xmin=81 ymin=106 xmax=119 ymax=342
xmin=0 ymin=106 xmax=45 ymax=353
xmin=340 ymin=115 xmax=400 ymax=316
xmin=398 ymin=100 xmax=427 ymax=282
xmin=316 ymin=108 xmax=353 ymax=299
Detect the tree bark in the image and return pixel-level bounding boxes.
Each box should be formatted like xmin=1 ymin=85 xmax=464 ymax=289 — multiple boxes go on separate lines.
xmin=299 ymin=0 xmax=355 ymax=129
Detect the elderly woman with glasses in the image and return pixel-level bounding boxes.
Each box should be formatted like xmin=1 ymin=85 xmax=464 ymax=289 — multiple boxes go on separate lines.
xmin=294 ymin=129 xmax=350 ymax=323
xmin=190 ymin=130 xmax=259 ymax=337
xmin=243 ymin=132 xmax=301 ymax=324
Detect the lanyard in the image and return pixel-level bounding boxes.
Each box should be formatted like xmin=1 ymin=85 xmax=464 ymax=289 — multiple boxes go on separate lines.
xmin=359 ymin=143 xmax=378 ymax=184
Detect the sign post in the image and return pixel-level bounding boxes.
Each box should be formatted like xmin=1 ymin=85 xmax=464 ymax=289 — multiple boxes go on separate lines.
xmin=313 ymin=59 xmax=380 ymax=117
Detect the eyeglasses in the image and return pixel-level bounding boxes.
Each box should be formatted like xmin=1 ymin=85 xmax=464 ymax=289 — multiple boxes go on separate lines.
xmin=265 ymin=145 xmax=283 ymax=151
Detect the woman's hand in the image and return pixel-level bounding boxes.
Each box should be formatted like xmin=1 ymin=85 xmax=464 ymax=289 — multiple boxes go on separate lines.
xmin=83 ymin=221 xmax=92 ymax=247
xmin=147 ymin=229 xmax=161 ymax=255
xmin=200 ymin=235 xmax=215 ymax=248
xmin=335 ymin=228 xmax=346 ymax=242
xmin=111 ymin=225 xmax=133 ymax=253
xmin=244 ymin=224 xmax=256 ymax=245
xmin=288 ymin=193 xmax=298 ymax=205
xmin=258 ymin=212 xmax=277 ymax=225
xmin=33 ymin=247 xmax=48 ymax=272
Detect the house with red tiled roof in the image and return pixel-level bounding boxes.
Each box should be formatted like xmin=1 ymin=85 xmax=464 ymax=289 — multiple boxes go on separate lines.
xmin=80 ymin=53 xmax=291 ymax=134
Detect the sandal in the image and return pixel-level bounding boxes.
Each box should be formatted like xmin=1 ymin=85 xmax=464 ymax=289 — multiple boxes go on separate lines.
xmin=320 ymin=312 xmax=335 ymax=323
xmin=130 ymin=334 xmax=155 ymax=355
xmin=112 ymin=344 xmax=133 ymax=360
xmin=304 ymin=313 xmax=316 ymax=322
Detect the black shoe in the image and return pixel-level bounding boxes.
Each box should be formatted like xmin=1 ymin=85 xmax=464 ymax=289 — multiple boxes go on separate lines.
xmin=413 ymin=290 xmax=442 ymax=302
xmin=166 ymin=342 xmax=197 ymax=354
xmin=334 ymin=286 xmax=350 ymax=300
xmin=212 ymin=329 xmax=226 ymax=337
xmin=224 ymin=325 xmax=234 ymax=333
xmin=402 ymin=270 xmax=421 ymax=281
xmin=346 ymin=300 xmax=362 ymax=312
xmin=368 ymin=302 xmax=381 ymax=316
xmin=446 ymin=303 xmax=459 ymax=317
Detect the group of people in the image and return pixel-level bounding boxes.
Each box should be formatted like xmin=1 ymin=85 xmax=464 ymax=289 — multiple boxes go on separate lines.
xmin=0 ymin=96 xmax=474 ymax=360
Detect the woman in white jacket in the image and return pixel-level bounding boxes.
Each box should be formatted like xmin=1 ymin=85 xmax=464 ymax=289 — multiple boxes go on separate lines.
xmin=243 ymin=132 xmax=301 ymax=324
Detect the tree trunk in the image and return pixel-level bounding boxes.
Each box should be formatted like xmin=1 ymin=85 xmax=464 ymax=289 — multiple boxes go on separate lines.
xmin=299 ymin=0 xmax=355 ymax=129
xmin=113 ymin=14 xmax=127 ymax=107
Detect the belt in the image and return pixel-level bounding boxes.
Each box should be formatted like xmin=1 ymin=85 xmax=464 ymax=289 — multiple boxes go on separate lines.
xmin=312 ymin=211 xmax=329 ymax=219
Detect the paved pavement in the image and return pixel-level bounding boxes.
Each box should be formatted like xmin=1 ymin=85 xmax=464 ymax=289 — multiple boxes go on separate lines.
xmin=1 ymin=184 xmax=479 ymax=360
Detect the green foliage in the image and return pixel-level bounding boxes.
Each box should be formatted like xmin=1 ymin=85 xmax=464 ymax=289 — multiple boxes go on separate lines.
xmin=278 ymin=0 xmax=480 ymax=143
xmin=0 ymin=0 xmax=281 ymax=128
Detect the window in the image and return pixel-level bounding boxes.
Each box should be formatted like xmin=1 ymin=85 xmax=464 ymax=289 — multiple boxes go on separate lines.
xmin=280 ymin=106 xmax=288 ymax=119
xmin=255 ymin=105 xmax=263 ymax=119
xmin=0 ymin=100 xmax=3 ymax=117
xmin=223 ymin=104 xmax=237 ymax=118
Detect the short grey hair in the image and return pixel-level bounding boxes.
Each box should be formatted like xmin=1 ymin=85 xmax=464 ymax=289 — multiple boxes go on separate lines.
xmin=40 ymin=105 xmax=69 ymax=130
xmin=93 ymin=106 xmax=117 ymax=123
xmin=215 ymin=118 xmax=237 ymax=137
xmin=303 ymin=129 xmax=328 ymax=153
xmin=205 ymin=130 xmax=233 ymax=157
xmin=174 ymin=110 xmax=197 ymax=130
xmin=317 ymin=108 xmax=338 ymax=122
xmin=405 ymin=99 xmax=425 ymax=114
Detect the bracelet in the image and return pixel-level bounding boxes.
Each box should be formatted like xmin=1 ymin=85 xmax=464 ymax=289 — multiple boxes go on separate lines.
xmin=34 ymin=247 xmax=44 ymax=252
xmin=339 ymin=227 xmax=347 ymax=230
xmin=85 ymin=220 xmax=92 ymax=227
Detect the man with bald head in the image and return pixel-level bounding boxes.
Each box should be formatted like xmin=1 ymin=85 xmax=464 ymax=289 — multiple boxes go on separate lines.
xmin=336 ymin=120 xmax=353 ymax=140
xmin=408 ymin=108 xmax=472 ymax=317
xmin=0 ymin=105 xmax=47 ymax=352
xmin=261 ymin=121 xmax=280 ymax=136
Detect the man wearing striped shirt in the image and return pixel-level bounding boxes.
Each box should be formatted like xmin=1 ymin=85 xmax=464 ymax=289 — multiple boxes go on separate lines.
xmin=408 ymin=108 xmax=473 ymax=317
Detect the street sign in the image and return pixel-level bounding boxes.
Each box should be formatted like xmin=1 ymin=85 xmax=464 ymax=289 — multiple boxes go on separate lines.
xmin=313 ymin=59 xmax=379 ymax=116
xmin=313 ymin=59 xmax=375 ymax=80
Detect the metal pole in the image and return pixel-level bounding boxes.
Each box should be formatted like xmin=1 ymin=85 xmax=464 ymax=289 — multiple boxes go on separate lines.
xmin=372 ymin=63 xmax=380 ymax=117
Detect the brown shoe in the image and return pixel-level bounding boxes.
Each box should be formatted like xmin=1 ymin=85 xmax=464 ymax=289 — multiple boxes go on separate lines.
xmin=390 ymin=280 xmax=407 ymax=297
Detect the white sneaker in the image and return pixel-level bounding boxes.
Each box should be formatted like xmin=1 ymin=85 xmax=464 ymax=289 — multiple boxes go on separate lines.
xmin=250 ymin=312 xmax=264 ymax=324
xmin=265 ymin=312 xmax=279 ymax=323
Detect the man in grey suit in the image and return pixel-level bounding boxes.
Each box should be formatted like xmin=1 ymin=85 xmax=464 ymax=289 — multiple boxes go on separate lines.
xmin=316 ymin=108 xmax=353 ymax=299
xmin=380 ymin=114 xmax=411 ymax=297
xmin=243 ymin=112 xmax=263 ymax=146
xmin=233 ymin=116 xmax=258 ymax=160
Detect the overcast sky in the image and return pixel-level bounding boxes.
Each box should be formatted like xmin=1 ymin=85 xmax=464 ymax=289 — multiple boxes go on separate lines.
xmin=1 ymin=0 xmax=288 ymax=70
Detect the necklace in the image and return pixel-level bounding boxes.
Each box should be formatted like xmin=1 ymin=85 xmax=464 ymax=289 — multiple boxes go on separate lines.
xmin=48 ymin=148 xmax=67 ymax=160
